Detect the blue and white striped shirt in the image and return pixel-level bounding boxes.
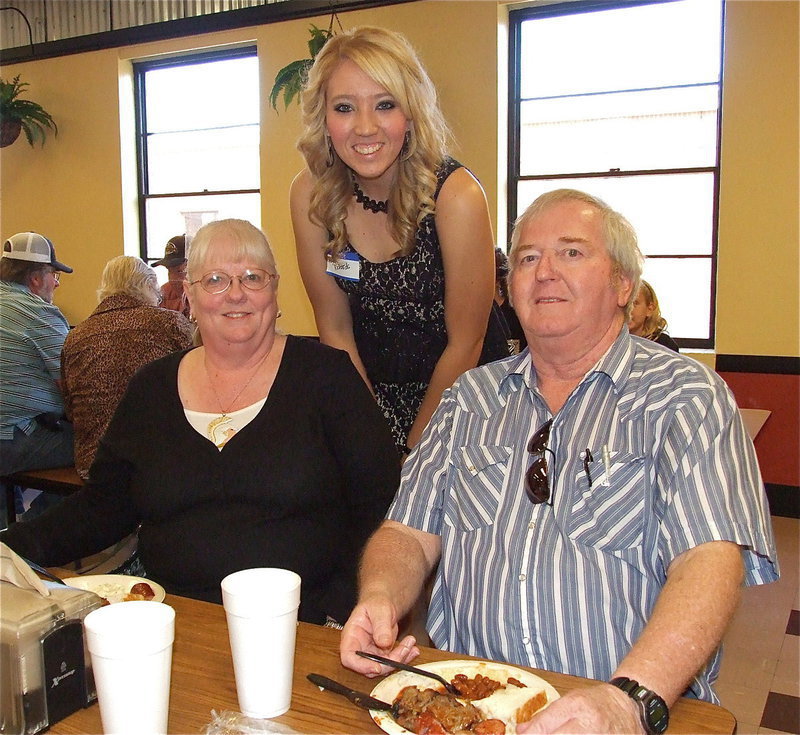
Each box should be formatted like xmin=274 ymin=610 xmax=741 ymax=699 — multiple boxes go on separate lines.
xmin=0 ymin=281 xmax=69 ymax=439
xmin=388 ymin=329 xmax=778 ymax=703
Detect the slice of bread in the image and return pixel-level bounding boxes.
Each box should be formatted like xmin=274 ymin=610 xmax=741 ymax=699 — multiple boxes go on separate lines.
xmin=473 ymin=685 xmax=549 ymax=729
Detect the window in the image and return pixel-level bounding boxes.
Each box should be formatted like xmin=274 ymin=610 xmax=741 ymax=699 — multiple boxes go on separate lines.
xmin=509 ymin=0 xmax=724 ymax=348
xmin=134 ymin=47 xmax=260 ymax=264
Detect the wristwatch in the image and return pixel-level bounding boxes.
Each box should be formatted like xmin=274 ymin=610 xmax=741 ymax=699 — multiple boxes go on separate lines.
xmin=609 ymin=677 xmax=669 ymax=735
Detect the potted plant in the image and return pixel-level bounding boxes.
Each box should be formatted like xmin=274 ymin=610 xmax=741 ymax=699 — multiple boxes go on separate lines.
xmin=0 ymin=75 xmax=58 ymax=147
xmin=269 ymin=18 xmax=341 ymax=111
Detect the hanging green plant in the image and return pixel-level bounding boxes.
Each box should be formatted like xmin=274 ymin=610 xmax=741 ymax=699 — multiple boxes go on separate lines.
xmin=0 ymin=75 xmax=58 ymax=147
xmin=269 ymin=16 xmax=342 ymax=112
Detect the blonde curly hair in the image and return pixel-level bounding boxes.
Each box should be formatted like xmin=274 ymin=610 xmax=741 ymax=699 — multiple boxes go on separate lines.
xmin=297 ymin=26 xmax=451 ymax=258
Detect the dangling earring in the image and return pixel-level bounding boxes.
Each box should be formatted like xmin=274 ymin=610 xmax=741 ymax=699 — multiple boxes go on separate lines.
xmin=325 ymin=136 xmax=335 ymax=167
xmin=276 ymin=309 xmax=282 ymax=319
xmin=400 ymin=130 xmax=412 ymax=161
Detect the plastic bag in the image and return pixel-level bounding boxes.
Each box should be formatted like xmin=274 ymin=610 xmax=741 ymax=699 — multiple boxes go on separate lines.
xmin=203 ymin=710 xmax=304 ymax=735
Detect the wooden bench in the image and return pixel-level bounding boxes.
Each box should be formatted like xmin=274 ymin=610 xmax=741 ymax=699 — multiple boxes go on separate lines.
xmin=1 ymin=466 xmax=83 ymax=524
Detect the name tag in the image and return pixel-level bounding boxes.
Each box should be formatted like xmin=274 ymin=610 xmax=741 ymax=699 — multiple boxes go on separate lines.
xmin=326 ymin=251 xmax=360 ymax=281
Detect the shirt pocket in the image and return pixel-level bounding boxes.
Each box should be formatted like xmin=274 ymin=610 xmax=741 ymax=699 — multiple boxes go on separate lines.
xmin=444 ymin=444 xmax=510 ymax=532
xmin=566 ymin=451 xmax=646 ymax=551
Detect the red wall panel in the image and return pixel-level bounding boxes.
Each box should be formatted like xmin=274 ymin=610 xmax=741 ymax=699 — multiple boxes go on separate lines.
xmin=718 ymin=372 xmax=800 ymax=487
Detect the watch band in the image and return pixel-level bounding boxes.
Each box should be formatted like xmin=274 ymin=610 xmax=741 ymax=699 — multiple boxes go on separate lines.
xmin=609 ymin=677 xmax=669 ymax=735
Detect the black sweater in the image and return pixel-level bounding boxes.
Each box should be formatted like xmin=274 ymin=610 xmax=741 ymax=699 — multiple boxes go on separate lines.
xmin=2 ymin=336 xmax=400 ymax=623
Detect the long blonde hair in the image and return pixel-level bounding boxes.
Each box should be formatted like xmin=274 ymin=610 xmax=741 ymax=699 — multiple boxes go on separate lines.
xmin=297 ymin=26 xmax=450 ymax=258
xmin=637 ymin=279 xmax=669 ymax=340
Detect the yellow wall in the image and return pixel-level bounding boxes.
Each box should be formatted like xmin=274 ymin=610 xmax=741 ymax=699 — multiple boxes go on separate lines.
xmin=717 ymin=0 xmax=799 ymax=357
xmin=1 ymin=0 xmax=797 ymax=359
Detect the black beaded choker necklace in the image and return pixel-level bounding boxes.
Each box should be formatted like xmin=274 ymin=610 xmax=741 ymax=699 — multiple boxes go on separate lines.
xmin=352 ymin=179 xmax=388 ymax=214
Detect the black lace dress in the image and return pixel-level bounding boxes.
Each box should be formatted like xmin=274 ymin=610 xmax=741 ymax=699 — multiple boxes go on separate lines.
xmin=334 ymin=158 xmax=509 ymax=450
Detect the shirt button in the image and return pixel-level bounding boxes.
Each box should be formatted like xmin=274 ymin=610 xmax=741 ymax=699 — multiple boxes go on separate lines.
xmin=522 ymin=636 xmax=530 ymax=644
xmin=518 ymin=573 xmax=526 ymax=582
xmin=528 ymin=521 xmax=535 ymax=530
xmin=467 ymin=465 xmax=476 ymax=473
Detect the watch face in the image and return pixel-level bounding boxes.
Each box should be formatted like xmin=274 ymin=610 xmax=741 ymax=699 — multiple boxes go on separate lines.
xmin=644 ymin=694 xmax=670 ymax=734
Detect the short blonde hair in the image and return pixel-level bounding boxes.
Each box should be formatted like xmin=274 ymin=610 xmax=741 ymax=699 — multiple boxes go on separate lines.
xmin=509 ymin=189 xmax=643 ymax=318
xmin=186 ymin=219 xmax=278 ymax=281
xmin=297 ymin=26 xmax=450 ymax=258
xmin=97 ymin=256 xmax=160 ymax=305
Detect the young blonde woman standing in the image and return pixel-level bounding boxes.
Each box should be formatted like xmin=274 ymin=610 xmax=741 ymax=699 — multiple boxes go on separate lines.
xmin=290 ymin=26 xmax=508 ymax=455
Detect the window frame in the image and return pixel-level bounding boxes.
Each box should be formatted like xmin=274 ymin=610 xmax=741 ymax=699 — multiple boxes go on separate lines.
xmin=507 ymin=0 xmax=725 ymax=349
xmin=133 ymin=44 xmax=259 ymax=263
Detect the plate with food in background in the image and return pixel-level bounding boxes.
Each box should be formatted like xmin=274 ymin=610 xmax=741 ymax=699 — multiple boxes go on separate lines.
xmin=369 ymin=659 xmax=559 ymax=735
xmin=63 ymin=574 xmax=165 ymax=604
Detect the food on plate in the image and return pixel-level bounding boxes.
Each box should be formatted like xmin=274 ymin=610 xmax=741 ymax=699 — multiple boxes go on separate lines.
xmin=89 ymin=579 xmax=157 ymax=604
xmin=390 ymin=673 xmax=548 ymax=735
xmin=125 ymin=581 xmax=156 ymax=601
xmin=393 ymin=686 xmax=497 ymax=735
xmin=475 ymin=686 xmax=548 ymax=727
xmin=451 ymin=674 xmax=508 ymax=700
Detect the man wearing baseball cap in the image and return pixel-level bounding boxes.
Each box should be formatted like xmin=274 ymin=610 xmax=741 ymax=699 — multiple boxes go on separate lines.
xmin=0 ymin=232 xmax=75 ymax=521
xmin=152 ymin=234 xmax=191 ymax=318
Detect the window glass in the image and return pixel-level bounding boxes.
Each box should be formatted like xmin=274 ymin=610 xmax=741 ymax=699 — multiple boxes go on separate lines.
xmin=147 ymin=127 xmax=260 ymax=193
xmin=520 ymin=86 xmax=719 ymax=174
xmin=643 ymin=258 xmax=712 ymax=340
xmin=135 ymin=49 xmax=260 ymax=263
xmin=510 ymin=0 xmax=723 ymax=347
xmin=144 ymin=58 xmax=259 ymax=133
xmin=518 ymin=172 xmax=715 ymax=256
xmin=144 ymin=193 xmax=261 ymax=260
xmin=520 ymin=1 xmax=723 ymax=98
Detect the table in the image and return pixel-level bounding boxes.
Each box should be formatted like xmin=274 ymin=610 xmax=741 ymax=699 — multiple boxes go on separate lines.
xmin=51 ymin=594 xmax=736 ymax=734
xmin=739 ymin=407 xmax=771 ymax=441
xmin=1 ymin=466 xmax=83 ymax=524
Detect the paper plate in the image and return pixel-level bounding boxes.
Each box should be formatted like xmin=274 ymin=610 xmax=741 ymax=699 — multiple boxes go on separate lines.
xmin=370 ymin=659 xmax=559 ymax=735
xmin=62 ymin=574 xmax=165 ymax=604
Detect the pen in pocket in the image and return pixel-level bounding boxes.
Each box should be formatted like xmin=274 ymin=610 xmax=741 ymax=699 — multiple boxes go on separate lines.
xmin=602 ymin=445 xmax=612 ymax=483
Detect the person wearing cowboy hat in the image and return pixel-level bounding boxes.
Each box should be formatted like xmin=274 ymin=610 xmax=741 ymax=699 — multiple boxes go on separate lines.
xmin=152 ymin=234 xmax=191 ymax=319
xmin=0 ymin=232 xmax=75 ymax=522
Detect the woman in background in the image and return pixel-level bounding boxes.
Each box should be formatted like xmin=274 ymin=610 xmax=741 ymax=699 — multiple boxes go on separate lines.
xmin=291 ymin=26 xmax=508 ymax=456
xmin=61 ymin=255 xmax=193 ymax=479
xmin=628 ymin=279 xmax=679 ymax=352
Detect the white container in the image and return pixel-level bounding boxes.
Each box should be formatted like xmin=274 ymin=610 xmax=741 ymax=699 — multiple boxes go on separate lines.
xmin=221 ymin=568 xmax=301 ymax=719
xmin=84 ymin=601 xmax=175 ymax=735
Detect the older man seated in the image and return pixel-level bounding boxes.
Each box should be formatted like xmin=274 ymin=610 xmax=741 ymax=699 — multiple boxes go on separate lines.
xmin=339 ymin=190 xmax=777 ymax=734
xmin=0 ymin=232 xmax=74 ymax=524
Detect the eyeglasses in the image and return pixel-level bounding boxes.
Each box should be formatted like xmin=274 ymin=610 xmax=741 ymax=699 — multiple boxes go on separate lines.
xmin=49 ymin=270 xmax=60 ymax=282
xmin=525 ymin=419 xmax=553 ymax=504
xmin=189 ymin=269 xmax=274 ymax=295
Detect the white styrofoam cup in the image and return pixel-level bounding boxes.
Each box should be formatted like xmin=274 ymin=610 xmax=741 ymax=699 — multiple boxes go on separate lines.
xmin=84 ymin=600 xmax=175 ymax=735
xmin=221 ymin=568 xmax=301 ymax=719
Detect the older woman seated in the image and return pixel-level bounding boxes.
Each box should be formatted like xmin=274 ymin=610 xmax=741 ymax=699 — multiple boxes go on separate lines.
xmin=61 ymin=255 xmax=194 ymax=479
xmin=2 ymin=220 xmax=400 ymax=624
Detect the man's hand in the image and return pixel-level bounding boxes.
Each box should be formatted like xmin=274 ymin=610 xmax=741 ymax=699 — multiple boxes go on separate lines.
xmin=340 ymin=597 xmax=420 ymax=676
xmin=518 ymin=683 xmax=643 ymax=734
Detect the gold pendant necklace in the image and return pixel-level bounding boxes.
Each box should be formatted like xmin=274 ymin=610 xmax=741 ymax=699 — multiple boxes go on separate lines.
xmin=204 ymin=347 xmax=271 ymax=448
